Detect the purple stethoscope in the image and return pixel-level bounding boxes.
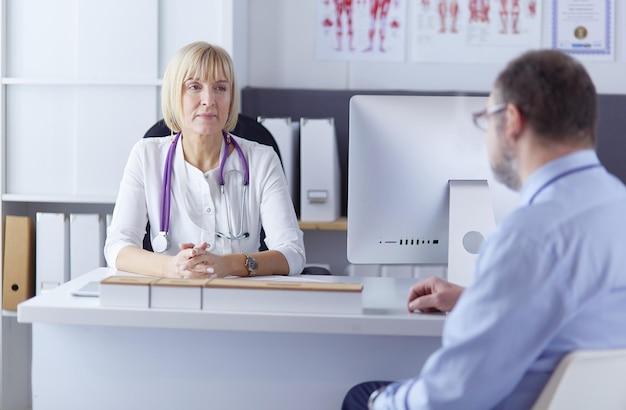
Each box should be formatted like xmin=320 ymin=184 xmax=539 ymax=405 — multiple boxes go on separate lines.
xmin=151 ymin=131 xmax=250 ymax=253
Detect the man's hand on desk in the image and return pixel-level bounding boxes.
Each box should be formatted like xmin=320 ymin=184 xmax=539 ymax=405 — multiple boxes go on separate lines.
xmin=407 ymin=276 xmax=465 ymax=313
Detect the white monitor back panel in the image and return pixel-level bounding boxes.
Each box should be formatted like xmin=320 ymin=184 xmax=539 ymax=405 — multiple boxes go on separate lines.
xmin=347 ymin=95 xmax=520 ymax=265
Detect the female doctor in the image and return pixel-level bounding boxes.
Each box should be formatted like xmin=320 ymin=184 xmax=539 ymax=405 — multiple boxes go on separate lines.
xmin=104 ymin=41 xmax=305 ymax=278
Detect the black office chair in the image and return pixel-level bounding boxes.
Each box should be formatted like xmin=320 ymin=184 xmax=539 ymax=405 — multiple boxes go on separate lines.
xmin=142 ymin=114 xmax=281 ymax=252
xmin=143 ymin=114 xmax=282 ymax=163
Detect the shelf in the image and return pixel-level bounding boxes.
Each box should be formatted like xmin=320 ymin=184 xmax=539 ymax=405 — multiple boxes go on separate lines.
xmin=2 ymin=196 xmax=348 ymax=230
xmin=2 ymin=195 xmax=347 ymax=230
xmin=2 ymin=194 xmax=116 ymax=204
xmin=298 ymin=217 xmax=347 ymax=231
xmin=2 ymin=78 xmax=162 ymax=86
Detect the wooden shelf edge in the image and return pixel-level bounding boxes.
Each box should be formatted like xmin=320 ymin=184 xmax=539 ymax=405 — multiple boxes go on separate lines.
xmin=298 ymin=217 xmax=347 ymax=231
xmin=2 ymin=194 xmax=116 ymax=204
xmin=2 ymin=77 xmax=162 ymax=86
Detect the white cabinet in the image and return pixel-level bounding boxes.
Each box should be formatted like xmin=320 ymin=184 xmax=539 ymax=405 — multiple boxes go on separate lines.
xmin=0 ymin=1 xmax=248 ymax=408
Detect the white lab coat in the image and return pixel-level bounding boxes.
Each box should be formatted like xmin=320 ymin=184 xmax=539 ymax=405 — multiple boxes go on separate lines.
xmin=105 ymin=134 xmax=305 ymax=274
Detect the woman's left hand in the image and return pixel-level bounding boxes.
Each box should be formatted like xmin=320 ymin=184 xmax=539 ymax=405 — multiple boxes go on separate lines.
xmin=177 ymin=242 xmax=231 ymax=278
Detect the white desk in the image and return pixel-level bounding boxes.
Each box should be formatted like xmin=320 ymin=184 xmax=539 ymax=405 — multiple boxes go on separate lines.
xmin=18 ymin=268 xmax=445 ymax=410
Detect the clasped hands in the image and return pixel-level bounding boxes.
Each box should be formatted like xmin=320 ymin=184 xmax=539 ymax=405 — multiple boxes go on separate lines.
xmin=168 ymin=242 xmax=225 ymax=279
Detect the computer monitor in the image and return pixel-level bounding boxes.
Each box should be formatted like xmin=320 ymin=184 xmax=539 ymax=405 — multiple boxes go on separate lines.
xmin=347 ymin=95 xmax=520 ymax=284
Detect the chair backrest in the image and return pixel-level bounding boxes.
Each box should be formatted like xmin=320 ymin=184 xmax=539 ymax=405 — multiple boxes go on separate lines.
xmin=531 ymin=348 xmax=626 ymax=410
xmin=143 ymin=114 xmax=282 ymax=162
xmin=141 ymin=114 xmax=281 ymax=252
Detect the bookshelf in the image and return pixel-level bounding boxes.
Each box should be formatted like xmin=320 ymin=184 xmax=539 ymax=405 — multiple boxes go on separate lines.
xmin=0 ymin=1 xmax=248 ymax=408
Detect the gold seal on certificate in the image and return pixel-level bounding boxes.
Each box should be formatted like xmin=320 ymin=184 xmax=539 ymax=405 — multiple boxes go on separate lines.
xmin=574 ymin=26 xmax=588 ymax=40
xmin=553 ymin=0 xmax=615 ymax=60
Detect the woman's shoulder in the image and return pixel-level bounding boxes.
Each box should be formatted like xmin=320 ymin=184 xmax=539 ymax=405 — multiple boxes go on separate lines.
xmin=230 ymin=134 xmax=276 ymax=157
xmin=124 ymin=137 xmax=173 ymax=168
xmin=133 ymin=136 xmax=173 ymax=152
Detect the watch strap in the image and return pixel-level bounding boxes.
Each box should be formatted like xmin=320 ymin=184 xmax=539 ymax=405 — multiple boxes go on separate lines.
xmin=244 ymin=254 xmax=257 ymax=277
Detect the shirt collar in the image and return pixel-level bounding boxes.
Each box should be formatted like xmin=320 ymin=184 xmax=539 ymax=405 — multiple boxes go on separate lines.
xmin=519 ymin=149 xmax=600 ymax=206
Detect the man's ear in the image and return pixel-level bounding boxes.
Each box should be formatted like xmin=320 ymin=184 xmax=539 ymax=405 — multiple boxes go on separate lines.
xmin=504 ymin=103 xmax=524 ymax=143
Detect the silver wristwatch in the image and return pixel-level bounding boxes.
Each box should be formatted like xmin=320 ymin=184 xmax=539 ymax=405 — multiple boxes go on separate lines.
xmin=244 ymin=254 xmax=257 ymax=277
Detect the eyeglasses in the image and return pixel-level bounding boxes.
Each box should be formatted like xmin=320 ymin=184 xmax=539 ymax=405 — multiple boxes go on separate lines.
xmin=472 ymin=103 xmax=507 ymax=131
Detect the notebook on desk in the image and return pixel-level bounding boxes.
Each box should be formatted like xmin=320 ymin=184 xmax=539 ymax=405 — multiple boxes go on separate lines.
xmin=71 ymin=281 xmax=100 ymax=297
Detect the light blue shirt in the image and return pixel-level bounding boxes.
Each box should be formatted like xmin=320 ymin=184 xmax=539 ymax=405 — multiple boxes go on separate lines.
xmin=375 ymin=149 xmax=626 ymax=409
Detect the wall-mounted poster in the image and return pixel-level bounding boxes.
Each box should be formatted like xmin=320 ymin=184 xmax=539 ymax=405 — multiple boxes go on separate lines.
xmin=316 ymin=0 xmax=407 ymax=61
xmin=411 ymin=0 xmax=543 ymax=63
xmin=552 ymin=0 xmax=614 ymax=61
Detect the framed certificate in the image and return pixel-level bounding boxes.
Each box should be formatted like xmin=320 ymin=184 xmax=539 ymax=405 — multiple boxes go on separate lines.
xmin=552 ymin=0 xmax=615 ymax=60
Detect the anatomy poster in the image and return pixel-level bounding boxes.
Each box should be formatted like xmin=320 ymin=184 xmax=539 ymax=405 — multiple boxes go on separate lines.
xmin=552 ymin=0 xmax=614 ymax=61
xmin=411 ymin=0 xmax=542 ymax=63
xmin=317 ymin=0 xmax=407 ymax=61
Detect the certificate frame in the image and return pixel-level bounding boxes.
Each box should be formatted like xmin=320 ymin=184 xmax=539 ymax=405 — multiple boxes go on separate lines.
xmin=551 ymin=0 xmax=614 ymax=58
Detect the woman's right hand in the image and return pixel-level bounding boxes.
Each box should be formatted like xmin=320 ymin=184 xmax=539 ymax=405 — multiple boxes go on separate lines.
xmin=164 ymin=242 xmax=213 ymax=278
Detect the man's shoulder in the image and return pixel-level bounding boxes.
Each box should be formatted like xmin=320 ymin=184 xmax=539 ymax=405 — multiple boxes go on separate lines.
xmin=495 ymin=190 xmax=626 ymax=252
xmin=498 ymin=204 xmax=561 ymax=235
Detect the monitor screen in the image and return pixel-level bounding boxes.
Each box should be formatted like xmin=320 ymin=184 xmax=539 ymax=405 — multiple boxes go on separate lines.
xmin=347 ymin=95 xmax=520 ymax=268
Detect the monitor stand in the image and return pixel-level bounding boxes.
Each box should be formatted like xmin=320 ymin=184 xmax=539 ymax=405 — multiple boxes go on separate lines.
xmin=447 ymin=180 xmax=496 ymax=287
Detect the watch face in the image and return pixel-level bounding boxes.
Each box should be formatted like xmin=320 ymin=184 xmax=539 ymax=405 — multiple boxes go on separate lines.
xmin=247 ymin=256 xmax=258 ymax=270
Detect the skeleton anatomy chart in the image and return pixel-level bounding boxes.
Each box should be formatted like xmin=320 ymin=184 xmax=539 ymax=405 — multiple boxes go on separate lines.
xmin=412 ymin=0 xmax=542 ymax=63
xmin=317 ymin=0 xmax=408 ymax=61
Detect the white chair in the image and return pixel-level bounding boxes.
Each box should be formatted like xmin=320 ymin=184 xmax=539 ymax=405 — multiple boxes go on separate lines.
xmin=532 ymin=348 xmax=626 ymax=410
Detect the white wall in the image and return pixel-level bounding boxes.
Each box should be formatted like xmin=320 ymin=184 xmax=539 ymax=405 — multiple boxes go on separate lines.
xmin=159 ymin=0 xmax=248 ymax=86
xmin=248 ymin=0 xmax=626 ymax=94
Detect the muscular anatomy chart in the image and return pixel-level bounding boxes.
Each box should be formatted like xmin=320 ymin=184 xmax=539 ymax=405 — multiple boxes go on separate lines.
xmin=413 ymin=0 xmax=541 ymax=63
xmin=317 ymin=0 xmax=407 ymax=61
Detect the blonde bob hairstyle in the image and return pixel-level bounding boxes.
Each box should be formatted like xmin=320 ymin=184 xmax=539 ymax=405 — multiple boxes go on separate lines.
xmin=161 ymin=41 xmax=239 ymax=133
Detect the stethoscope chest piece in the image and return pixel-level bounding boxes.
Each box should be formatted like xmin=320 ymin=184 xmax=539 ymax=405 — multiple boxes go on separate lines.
xmin=152 ymin=232 xmax=171 ymax=253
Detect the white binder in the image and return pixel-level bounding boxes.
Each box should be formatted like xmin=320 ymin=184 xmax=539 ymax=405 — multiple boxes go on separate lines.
xmin=258 ymin=117 xmax=300 ymax=204
xmin=36 ymin=212 xmax=70 ymax=295
xmin=70 ymin=213 xmax=105 ymax=280
xmin=105 ymin=213 xmax=113 ymax=267
xmin=299 ymin=118 xmax=341 ymax=222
